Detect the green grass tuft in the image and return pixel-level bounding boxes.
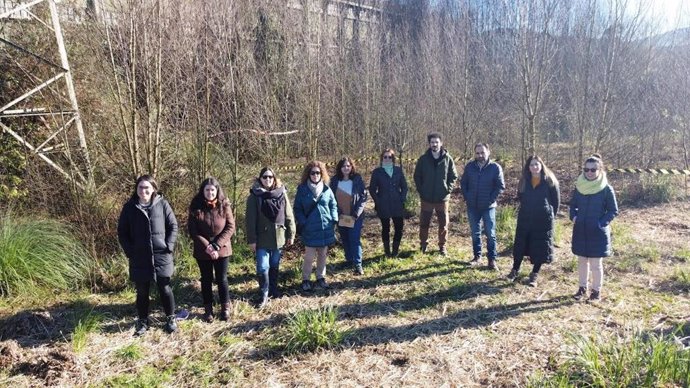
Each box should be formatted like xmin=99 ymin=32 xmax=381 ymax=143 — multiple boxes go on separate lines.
xmin=0 ymin=214 xmax=94 ymax=297
xmin=495 ymin=206 xmax=517 ymax=248
xmin=71 ymin=306 xmax=102 ymax=353
xmin=115 ymin=343 xmax=144 ymax=361
xmin=534 ymin=331 xmax=690 ymax=387
xmin=276 ymin=305 xmax=347 ymax=354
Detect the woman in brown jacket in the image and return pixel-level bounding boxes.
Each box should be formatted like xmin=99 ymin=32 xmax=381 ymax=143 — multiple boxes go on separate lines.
xmin=188 ymin=177 xmax=235 ymax=322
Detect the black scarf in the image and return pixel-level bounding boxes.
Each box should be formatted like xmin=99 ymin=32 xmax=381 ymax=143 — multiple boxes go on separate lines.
xmin=251 ymin=184 xmax=286 ymax=226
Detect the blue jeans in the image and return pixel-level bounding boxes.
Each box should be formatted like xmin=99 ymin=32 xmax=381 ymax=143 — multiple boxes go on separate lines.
xmin=338 ymin=216 xmax=364 ymax=266
xmin=467 ymin=207 xmax=497 ymax=260
xmin=256 ymin=248 xmax=281 ymax=274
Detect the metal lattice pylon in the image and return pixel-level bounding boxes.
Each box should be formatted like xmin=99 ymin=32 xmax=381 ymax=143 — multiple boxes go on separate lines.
xmin=0 ymin=0 xmax=94 ymax=190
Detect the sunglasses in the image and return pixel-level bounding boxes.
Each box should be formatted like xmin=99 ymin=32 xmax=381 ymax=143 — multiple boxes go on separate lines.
xmin=310 ymin=171 xmax=321 ymax=176
xmin=261 ymin=175 xmax=274 ymax=179
xmin=382 ymin=155 xmax=393 ymax=159
xmin=583 ymin=168 xmax=598 ymax=173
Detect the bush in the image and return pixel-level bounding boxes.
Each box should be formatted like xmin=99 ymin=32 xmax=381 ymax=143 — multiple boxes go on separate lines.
xmin=0 ymin=214 xmax=94 ymax=297
xmin=619 ymin=175 xmax=681 ymax=206
xmin=277 ymin=305 xmax=347 ymax=354
xmin=531 ymin=331 xmax=690 ymax=387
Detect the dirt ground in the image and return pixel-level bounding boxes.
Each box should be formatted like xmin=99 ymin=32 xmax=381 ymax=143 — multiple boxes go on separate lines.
xmin=1 ymin=192 xmax=689 ymax=387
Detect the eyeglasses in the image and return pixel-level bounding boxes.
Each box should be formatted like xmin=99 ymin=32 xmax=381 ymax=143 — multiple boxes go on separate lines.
xmin=583 ymin=168 xmax=598 ymax=173
xmin=261 ymin=175 xmax=274 ymax=179
xmin=382 ymin=155 xmax=393 ymax=159
xmin=310 ymin=171 xmax=321 ymax=176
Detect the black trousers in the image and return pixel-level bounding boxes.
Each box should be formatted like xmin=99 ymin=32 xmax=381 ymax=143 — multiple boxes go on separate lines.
xmin=197 ymin=257 xmax=229 ymax=305
xmin=512 ymin=257 xmax=543 ymax=274
xmin=135 ymin=276 xmax=175 ymax=320
xmin=380 ymin=217 xmax=404 ymax=242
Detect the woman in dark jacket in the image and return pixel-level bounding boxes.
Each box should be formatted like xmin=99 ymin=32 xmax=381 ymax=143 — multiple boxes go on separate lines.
xmin=369 ymin=148 xmax=408 ymax=257
xmin=294 ymin=160 xmax=338 ymax=291
xmin=118 ymin=175 xmax=179 ymax=336
xmin=245 ymin=167 xmax=295 ymax=307
xmin=330 ymin=157 xmax=368 ymax=275
xmin=188 ymin=177 xmax=235 ymax=322
xmin=569 ymin=154 xmax=619 ymax=301
xmin=507 ymin=156 xmax=560 ymax=287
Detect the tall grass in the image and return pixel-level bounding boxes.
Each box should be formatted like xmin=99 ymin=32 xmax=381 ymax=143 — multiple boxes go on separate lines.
xmin=276 ymin=305 xmax=347 ymax=354
xmin=532 ymin=331 xmax=690 ymax=387
xmin=0 ymin=214 xmax=94 ymax=297
xmin=495 ymin=205 xmax=517 ymax=247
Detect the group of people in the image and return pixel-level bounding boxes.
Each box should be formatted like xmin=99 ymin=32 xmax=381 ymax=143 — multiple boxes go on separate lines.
xmin=116 ymin=132 xmax=618 ymax=336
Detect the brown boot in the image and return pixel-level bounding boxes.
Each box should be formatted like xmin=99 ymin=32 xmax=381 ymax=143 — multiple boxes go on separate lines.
xmin=219 ymin=302 xmax=231 ymax=321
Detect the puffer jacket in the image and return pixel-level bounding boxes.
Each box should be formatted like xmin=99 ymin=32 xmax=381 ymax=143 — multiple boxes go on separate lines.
xmin=460 ymin=159 xmax=505 ymax=210
xmin=413 ymin=149 xmax=458 ymax=203
xmin=513 ymin=179 xmax=560 ymax=264
xmin=569 ymin=185 xmax=619 ymax=258
xmin=188 ymin=200 xmax=235 ymax=260
xmin=245 ymin=182 xmax=296 ymax=249
xmin=117 ymin=194 xmax=178 ymax=282
xmin=329 ymin=174 xmax=368 ymax=218
xmin=293 ymin=183 xmax=338 ymax=247
xmin=369 ymin=166 xmax=408 ymax=219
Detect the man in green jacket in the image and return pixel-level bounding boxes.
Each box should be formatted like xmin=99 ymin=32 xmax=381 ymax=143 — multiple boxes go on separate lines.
xmin=413 ymin=132 xmax=458 ymax=255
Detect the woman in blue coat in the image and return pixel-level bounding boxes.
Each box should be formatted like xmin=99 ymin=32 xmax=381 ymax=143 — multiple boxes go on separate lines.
xmin=118 ymin=175 xmax=179 ymax=336
xmin=330 ymin=157 xmax=368 ymax=275
xmin=369 ymin=149 xmax=408 ymax=257
xmin=507 ymin=156 xmax=560 ymax=287
xmin=569 ymin=154 xmax=618 ymax=301
xmin=294 ymin=160 xmax=338 ymax=291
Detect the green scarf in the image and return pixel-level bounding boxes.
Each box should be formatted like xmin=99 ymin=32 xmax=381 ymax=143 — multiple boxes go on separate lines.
xmin=575 ymin=173 xmax=608 ymax=195
xmin=382 ymin=164 xmax=394 ymax=177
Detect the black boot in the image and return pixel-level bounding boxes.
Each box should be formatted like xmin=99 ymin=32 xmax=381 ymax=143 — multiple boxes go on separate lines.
xmin=257 ymin=272 xmax=269 ymax=307
xmin=383 ymin=239 xmax=391 ymax=257
xmin=202 ymin=303 xmax=214 ymax=323
xmin=268 ymin=267 xmax=281 ymax=298
xmin=392 ymin=238 xmax=401 ymax=257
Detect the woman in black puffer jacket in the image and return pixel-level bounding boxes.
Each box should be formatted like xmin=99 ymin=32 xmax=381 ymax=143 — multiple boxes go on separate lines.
xmin=118 ymin=175 xmax=179 ymax=336
xmin=508 ymin=155 xmax=560 ymax=288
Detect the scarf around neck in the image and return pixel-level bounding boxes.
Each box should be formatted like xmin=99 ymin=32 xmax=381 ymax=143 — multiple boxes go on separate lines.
xmin=382 ymin=163 xmax=393 ymax=177
xmin=575 ymin=173 xmax=608 ymax=195
xmin=308 ymin=181 xmax=324 ymax=198
xmin=251 ymin=183 xmax=286 ymax=225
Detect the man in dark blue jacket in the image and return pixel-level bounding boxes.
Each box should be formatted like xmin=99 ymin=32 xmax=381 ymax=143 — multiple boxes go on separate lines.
xmin=413 ymin=133 xmax=458 ymax=255
xmin=460 ymin=143 xmax=505 ymax=270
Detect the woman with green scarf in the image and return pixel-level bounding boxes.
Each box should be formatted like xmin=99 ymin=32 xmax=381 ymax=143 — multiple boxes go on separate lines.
xmin=569 ymin=154 xmax=619 ymax=301
xmin=369 ymin=148 xmax=409 ymax=257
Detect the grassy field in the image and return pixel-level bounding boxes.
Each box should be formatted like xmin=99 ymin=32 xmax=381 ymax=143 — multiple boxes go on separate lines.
xmin=0 ymin=199 xmax=688 ymax=387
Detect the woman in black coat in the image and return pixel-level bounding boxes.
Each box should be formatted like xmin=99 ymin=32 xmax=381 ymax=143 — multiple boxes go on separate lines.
xmin=118 ymin=175 xmax=179 ymax=336
xmin=507 ymin=156 xmax=560 ymax=287
xmin=369 ymin=149 xmax=409 ymax=257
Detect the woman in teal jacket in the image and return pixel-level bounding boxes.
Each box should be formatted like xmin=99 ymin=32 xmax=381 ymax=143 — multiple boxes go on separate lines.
xmin=293 ymin=160 xmax=338 ymax=291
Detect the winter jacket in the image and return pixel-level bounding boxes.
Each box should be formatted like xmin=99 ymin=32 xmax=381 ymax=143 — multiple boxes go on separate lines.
xmin=512 ymin=179 xmax=561 ymax=264
xmin=188 ymin=200 xmax=236 ymax=260
xmin=117 ymin=194 xmax=178 ymax=282
xmin=329 ymin=174 xmax=368 ymax=218
xmin=413 ymin=149 xmax=458 ymax=203
xmin=460 ymin=159 xmax=505 ymax=210
xmin=293 ymin=183 xmax=338 ymax=247
xmin=245 ymin=184 xmax=296 ymax=250
xmin=369 ymin=166 xmax=408 ymax=219
xmin=569 ymin=185 xmax=619 ymax=258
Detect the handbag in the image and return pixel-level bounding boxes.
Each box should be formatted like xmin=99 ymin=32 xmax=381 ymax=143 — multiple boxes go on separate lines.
xmin=338 ymin=214 xmax=355 ymax=228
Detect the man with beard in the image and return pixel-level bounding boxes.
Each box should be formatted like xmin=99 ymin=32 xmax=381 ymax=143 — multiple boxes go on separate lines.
xmin=413 ymin=133 xmax=458 ymax=256
xmin=461 ymin=143 xmax=505 ymax=270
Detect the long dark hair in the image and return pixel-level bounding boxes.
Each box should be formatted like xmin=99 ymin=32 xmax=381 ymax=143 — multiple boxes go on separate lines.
xmin=130 ymin=174 xmax=158 ymax=201
xmin=254 ymin=167 xmax=283 ymax=190
xmin=518 ymin=155 xmax=558 ymax=193
xmin=189 ymin=176 xmax=229 ymax=215
xmin=335 ymin=157 xmax=359 ymax=180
